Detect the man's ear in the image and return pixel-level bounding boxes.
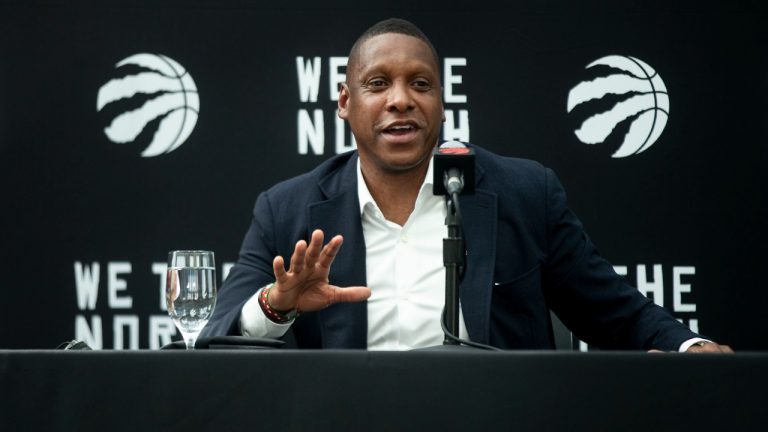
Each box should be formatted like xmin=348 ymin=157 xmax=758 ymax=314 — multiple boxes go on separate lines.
xmin=440 ymin=88 xmax=446 ymax=122
xmin=338 ymin=83 xmax=350 ymax=119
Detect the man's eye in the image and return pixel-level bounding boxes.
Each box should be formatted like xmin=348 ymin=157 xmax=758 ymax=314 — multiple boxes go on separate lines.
xmin=413 ymin=80 xmax=431 ymax=89
xmin=369 ymin=80 xmax=387 ymax=87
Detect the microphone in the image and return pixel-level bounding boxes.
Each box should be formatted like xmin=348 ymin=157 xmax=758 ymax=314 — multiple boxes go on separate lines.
xmin=433 ymin=141 xmax=475 ymax=195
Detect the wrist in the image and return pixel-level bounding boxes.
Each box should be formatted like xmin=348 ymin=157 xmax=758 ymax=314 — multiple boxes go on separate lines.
xmin=264 ymin=282 xmax=293 ymax=311
xmin=258 ymin=283 xmax=299 ymax=324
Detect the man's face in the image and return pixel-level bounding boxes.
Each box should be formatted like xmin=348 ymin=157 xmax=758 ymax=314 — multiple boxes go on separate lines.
xmin=339 ymin=33 xmax=444 ymax=176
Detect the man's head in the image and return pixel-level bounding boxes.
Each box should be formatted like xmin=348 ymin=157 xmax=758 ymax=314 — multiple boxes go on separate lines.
xmin=339 ymin=18 xmax=445 ymax=178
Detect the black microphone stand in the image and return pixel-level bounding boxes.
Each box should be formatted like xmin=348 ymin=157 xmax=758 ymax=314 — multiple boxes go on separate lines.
xmin=421 ymin=142 xmax=497 ymax=351
xmin=419 ymin=189 xmax=476 ymax=352
xmin=443 ymin=192 xmax=463 ymax=345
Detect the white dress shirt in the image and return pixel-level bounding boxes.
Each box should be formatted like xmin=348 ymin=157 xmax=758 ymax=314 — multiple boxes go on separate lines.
xmin=357 ymin=159 xmax=469 ymax=350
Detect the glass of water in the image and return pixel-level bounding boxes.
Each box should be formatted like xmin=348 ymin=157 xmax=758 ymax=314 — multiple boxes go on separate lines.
xmin=166 ymin=250 xmax=217 ymax=350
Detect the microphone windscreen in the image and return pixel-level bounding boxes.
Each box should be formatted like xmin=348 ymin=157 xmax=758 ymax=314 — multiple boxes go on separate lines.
xmin=433 ymin=141 xmax=475 ymax=195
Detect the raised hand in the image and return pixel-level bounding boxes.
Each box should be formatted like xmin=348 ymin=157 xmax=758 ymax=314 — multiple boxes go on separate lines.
xmin=267 ymin=229 xmax=370 ymax=313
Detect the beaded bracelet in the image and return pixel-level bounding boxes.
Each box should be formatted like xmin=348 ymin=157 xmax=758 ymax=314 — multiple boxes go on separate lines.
xmin=258 ymin=283 xmax=299 ymax=324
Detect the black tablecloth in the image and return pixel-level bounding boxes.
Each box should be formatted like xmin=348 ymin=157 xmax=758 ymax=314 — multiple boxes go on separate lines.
xmin=1 ymin=350 xmax=764 ymax=431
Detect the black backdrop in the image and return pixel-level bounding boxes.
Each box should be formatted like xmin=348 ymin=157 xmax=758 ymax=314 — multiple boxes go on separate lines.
xmin=1 ymin=0 xmax=765 ymax=350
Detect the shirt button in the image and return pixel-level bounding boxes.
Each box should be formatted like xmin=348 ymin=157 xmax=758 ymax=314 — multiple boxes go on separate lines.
xmin=401 ymin=235 xmax=409 ymax=243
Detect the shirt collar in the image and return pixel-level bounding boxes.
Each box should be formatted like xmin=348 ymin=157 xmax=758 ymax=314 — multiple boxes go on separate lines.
xmin=356 ymin=156 xmax=435 ymax=217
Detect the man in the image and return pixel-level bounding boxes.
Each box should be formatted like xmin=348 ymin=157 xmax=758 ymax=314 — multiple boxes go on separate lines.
xmin=202 ymin=18 xmax=730 ymax=352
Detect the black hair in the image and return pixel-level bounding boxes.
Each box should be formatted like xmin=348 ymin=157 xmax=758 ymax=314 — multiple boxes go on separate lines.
xmin=347 ymin=18 xmax=440 ymax=80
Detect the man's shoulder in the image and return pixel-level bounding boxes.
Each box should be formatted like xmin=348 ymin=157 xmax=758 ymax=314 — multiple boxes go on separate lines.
xmin=470 ymin=143 xmax=543 ymax=168
xmin=469 ymin=143 xmax=551 ymax=188
xmin=267 ymin=150 xmax=357 ymax=196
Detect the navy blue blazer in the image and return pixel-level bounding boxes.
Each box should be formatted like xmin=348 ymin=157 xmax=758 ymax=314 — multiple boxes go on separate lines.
xmin=203 ymin=145 xmax=698 ymax=350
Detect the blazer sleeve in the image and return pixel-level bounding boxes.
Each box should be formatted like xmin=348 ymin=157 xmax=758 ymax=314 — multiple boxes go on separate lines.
xmin=200 ymin=191 xmax=279 ymax=337
xmin=540 ymin=168 xmax=699 ymax=350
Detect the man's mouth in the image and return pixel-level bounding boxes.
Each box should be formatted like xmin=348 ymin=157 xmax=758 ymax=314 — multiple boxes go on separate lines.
xmin=383 ymin=123 xmax=419 ymax=136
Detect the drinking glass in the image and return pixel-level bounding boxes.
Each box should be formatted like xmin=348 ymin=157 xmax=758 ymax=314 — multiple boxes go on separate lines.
xmin=166 ymin=250 xmax=217 ymax=350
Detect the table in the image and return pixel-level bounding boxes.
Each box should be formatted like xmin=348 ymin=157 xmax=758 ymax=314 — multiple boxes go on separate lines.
xmin=1 ymin=350 xmax=765 ymax=431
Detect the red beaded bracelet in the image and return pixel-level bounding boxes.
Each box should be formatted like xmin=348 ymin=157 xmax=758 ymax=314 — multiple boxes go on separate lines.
xmin=258 ymin=283 xmax=299 ymax=324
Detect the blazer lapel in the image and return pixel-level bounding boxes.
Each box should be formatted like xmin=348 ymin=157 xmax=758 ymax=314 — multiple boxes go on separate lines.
xmin=458 ymin=164 xmax=497 ymax=344
xmin=308 ymin=154 xmax=368 ymax=349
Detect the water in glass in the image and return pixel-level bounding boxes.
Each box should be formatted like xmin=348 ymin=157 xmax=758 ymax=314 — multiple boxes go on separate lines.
xmin=166 ymin=251 xmax=217 ymax=349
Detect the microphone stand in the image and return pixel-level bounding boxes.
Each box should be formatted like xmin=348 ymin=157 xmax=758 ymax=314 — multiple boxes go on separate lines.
xmin=421 ymin=141 xmax=488 ymax=351
xmin=443 ymin=192 xmax=463 ymax=345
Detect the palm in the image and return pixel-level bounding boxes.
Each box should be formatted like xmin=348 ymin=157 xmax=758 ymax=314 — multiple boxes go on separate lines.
xmin=280 ymin=271 xmax=333 ymax=311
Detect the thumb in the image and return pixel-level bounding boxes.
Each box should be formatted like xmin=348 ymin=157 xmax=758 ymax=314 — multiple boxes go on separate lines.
xmin=330 ymin=286 xmax=371 ymax=304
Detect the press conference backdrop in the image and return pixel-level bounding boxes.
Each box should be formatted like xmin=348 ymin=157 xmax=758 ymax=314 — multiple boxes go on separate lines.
xmin=0 ymin=1 xmax=765 ymax=350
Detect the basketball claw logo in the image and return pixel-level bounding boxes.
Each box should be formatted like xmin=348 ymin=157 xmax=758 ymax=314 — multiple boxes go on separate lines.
xmin=97 ymin=53 xmax=199 ymax=157
xmin=567 ymin=55 xmax=669 ymax=158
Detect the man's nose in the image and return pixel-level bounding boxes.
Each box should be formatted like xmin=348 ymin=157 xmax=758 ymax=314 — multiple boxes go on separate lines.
xmin=386 ymin=81 xmax=414 ymax=112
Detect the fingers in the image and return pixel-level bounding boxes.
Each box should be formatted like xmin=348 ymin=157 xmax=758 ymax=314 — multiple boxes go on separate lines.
xmin=274 ymin=230 xmax=344 ymax=294
xmin=304 ymin=229 xmax=325 ymax=269
xmin=289 ymin=239 xmax=307 ymax=274
xmin=318 ymin=235 xmax=344 ymax=269
xmin=696 ymin=343 xmax=733 ymax=353
xmin=686 ymin=342 xmax=734 ymax=353
xmin=299 ymin=230 xmax=343 ymax=272
xmin=273 ymin=255 xmax=288 ymax=285
xmin=649 ymin=342 xmax=735 ymax=354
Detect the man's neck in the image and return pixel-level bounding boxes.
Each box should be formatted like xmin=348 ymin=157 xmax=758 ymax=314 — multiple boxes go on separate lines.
xmin=361 ymin=160 xmax=429 ymax=227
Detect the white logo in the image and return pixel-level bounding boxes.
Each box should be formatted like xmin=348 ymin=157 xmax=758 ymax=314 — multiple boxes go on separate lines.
xmin=567 ymin=55 xmax=668 ymax=158
xmin=97 ymin=53 xmax=199 ymax=157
